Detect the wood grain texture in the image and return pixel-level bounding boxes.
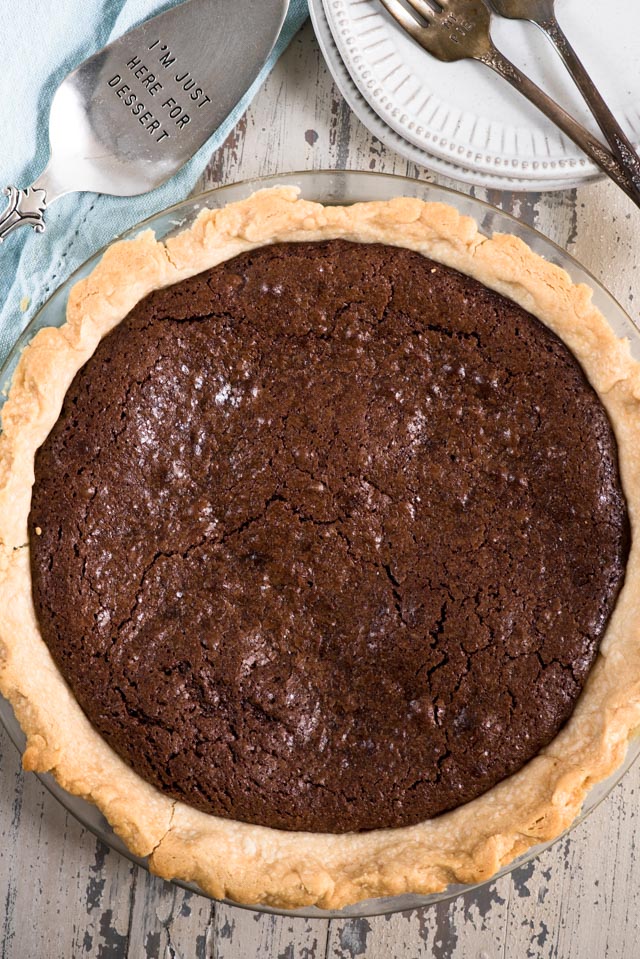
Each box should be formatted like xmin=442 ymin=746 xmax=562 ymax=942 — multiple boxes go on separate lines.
xmin=2 ymin=20 xmax=640 ymax=959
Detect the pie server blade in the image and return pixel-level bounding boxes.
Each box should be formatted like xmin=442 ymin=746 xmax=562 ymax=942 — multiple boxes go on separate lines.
xmin=0 ymin=0 xmax=289 ymax=243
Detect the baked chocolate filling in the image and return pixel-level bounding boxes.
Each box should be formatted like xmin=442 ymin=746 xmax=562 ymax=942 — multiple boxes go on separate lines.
xmin=30 ymin=240 xmax=629 ymax=832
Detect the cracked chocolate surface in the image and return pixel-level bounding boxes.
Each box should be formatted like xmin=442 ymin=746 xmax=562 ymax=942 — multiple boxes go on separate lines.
xmin=30 ymin=240 xmax=629 ymax=832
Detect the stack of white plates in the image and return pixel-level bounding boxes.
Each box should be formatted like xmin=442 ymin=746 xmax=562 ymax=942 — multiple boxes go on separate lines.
xmin=309 ymin=0 xmax=640 ymax=192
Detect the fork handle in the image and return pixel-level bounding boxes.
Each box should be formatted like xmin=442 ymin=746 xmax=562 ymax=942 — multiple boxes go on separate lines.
xmin=536 ymin=14 xmax=640 ymax=201
xmin=480 ymin=45 xmax=640 ymax=206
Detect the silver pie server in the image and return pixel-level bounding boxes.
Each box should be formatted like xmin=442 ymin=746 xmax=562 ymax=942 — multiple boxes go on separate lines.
xmin=0 ymin=0 xmax=289 ymax=243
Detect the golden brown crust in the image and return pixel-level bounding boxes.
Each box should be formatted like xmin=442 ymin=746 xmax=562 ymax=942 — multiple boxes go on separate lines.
xmin=2 ymin=187 xmax=640 ymax=908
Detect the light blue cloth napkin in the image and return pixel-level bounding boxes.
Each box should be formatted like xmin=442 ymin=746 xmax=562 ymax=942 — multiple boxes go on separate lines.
xmin=0 ymin=0 xmax=308 ymax=366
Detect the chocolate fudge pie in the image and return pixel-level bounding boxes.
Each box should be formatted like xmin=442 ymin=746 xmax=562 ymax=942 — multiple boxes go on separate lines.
xmin=1 ymin=188 xmax=640 ymax=909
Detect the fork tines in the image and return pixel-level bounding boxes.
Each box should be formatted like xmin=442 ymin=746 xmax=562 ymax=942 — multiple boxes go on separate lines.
xmin=379 ymin=0 xmax=430 ymax=38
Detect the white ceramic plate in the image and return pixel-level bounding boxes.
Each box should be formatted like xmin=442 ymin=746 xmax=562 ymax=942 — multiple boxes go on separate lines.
xmin=321 ymin=0 xmax=640 ymax=185
xmin=310 ymin=0 xmax=596 ymax=191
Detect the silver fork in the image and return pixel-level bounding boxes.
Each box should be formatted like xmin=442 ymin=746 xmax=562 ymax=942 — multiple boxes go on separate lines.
xmin=488 ymin=0 xmax=640 ymax=198
xmin=378 ymin=0 xmax=640 ymax=206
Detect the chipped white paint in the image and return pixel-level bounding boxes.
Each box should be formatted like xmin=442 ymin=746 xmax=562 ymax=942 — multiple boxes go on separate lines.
xmin=2 ymin=20 xmax=640 ymax=959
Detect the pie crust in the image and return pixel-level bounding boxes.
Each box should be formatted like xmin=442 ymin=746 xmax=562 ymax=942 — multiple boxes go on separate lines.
xmin=1 ymin=187 xmax=640 ymax=909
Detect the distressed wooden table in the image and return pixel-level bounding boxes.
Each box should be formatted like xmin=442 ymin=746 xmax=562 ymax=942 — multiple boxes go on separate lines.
xmin=2 ymin=21 xmax=640 ymax=959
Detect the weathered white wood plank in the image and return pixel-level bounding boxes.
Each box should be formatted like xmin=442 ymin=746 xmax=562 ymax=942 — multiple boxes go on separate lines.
xmin=212 ymin=905 xmax=328 ymax=959
xmin=2 ymin=18 xmax=640 ymax=959
xmin=126 ymin=873 xmax=214 ymax=959
xmin=0 ymin=723 xmax=136 ymax=959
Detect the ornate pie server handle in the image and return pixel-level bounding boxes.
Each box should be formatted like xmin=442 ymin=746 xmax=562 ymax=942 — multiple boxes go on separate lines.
xmin=0 ymin=186 xmax=48 ymax=243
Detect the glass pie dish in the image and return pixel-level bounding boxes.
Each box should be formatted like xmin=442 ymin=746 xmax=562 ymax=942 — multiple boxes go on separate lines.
xmin=1 ymin=170 xmax=639 ymax=918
